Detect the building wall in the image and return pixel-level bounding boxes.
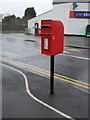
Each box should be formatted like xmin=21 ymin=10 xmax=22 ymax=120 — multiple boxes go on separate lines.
xmin=53 ymin=3 xmax=89 ymax=35
xmin=68 ymin=3 xmax=88 ymax=35
xmin=53 ymin=3 xmax=69 ymax=34
xmin=28 ymin=2 xmax=89 ymax=35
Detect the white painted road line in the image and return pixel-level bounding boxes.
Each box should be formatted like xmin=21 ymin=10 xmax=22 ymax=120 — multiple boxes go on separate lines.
xmin=67 ymin=49 xmax=81 ymax=51
xmin=60 ymin=54 xmax=90 ymax=60
xmin=2 ymin=64 xmax=75 ymax=120
xmin=64 ymin=51 xmax=70 ymax=53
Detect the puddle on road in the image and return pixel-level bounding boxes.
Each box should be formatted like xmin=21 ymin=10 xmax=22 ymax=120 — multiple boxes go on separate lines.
xmin=24 ymin=40 xmax=36 ymax=42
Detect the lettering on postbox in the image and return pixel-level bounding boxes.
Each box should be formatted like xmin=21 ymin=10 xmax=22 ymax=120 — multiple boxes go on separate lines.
xmin=41 ymin=19 xmax=64 ymax=55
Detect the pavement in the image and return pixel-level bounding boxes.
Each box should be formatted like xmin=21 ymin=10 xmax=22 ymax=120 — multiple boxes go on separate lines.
xmin=64 ymin=36 xmax=90 ymax=49
xmin=0 ymin=33 xmax=89 ymax=119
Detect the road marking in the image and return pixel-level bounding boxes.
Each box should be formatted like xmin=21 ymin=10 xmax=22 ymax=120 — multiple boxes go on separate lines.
xmin=0 ymin=57 xmax=90 ymax=90
xmin=2 ymin=57 xmax=90 ymax=87
xmin=65 ymin=46 xmax=90 ymax=51
xmin=64 ymin=51 xmax=70 ymax=53
xmin=66 ymin=49 xmax=81 ymax=51
xmin=60 ymin=54 xmax=90 ymax=60
xmin=2 ymin=64 xmax=75 ymax=120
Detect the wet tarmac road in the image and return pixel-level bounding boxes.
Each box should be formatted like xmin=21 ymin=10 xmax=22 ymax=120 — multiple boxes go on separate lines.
xmin=64 ymin=36 xmax=90 ymax=49
xmin=2 ymin=64 xmax=63 ymax=118
xmin=2 ymin=64 xmax=88 ymax=119
xmin=0 ymin=33 xmax=89 ymax=119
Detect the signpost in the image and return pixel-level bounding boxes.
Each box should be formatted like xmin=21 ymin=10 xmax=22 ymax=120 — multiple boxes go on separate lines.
xmin=50 ymin=55 xmax=55 ymax=94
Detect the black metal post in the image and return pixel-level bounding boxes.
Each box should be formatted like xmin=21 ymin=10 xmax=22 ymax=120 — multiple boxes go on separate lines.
xmin=50 ymin=55 xmax=55 ymax=94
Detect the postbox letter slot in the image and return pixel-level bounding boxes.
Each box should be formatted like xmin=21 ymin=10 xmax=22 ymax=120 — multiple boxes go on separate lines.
xmin=41 ymin=26 xmax=51 ymax=28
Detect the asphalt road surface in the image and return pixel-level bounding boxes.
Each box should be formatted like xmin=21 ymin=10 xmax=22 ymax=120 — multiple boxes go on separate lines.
xmin=2 ymin=64 xmax=88 ymax=119
xmin=0 ymin=33 xmax=89 ymax=119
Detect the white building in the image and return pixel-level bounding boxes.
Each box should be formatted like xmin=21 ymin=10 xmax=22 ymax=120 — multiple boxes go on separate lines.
xmin=28 ymin=0 xmax=90 ymax=36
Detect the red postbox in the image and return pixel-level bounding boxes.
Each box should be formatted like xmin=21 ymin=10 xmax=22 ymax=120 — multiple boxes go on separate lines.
xmin=41 ymin=19 xmax=64 ymax=55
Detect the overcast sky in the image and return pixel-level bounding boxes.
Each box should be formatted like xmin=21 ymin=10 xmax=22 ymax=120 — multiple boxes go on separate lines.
xmin=0 ymin=0 xmax=53 ymax=18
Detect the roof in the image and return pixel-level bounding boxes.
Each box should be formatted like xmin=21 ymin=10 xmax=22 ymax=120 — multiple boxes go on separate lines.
xmin=53 ymin=0 xmax=90 ymax=4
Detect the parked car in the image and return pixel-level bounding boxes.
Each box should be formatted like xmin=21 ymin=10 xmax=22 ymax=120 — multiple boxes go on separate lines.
xmin=86 ymin=25 xmax=90 ymax=37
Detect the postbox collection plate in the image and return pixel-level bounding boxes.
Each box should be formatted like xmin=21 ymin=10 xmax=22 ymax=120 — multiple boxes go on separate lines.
xmin=44 ymin=38 xmax=48 ymax=50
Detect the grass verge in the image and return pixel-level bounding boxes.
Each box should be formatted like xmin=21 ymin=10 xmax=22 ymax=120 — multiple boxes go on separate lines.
xmin=0 ymin=31 xmax=25 ymax=34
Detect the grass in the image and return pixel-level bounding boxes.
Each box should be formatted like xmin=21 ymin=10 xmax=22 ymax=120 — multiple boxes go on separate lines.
xmin=0 ymin=31 xmax=25 ymax=34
